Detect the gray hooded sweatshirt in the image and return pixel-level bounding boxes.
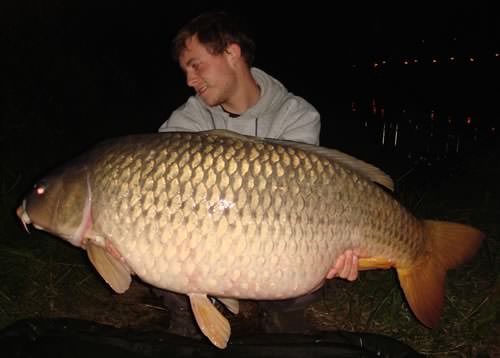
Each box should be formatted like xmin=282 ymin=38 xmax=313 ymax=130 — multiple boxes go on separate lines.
xmin=158 ymin=68 xmax=320 ymax=145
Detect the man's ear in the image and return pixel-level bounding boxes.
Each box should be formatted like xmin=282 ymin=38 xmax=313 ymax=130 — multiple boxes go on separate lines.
xmin=225 ymin=43 xmax=242 ymax=67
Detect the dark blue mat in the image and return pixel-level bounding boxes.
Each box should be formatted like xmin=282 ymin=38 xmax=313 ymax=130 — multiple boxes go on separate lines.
xmin=0 ymin=318 xmax=422 ymax=358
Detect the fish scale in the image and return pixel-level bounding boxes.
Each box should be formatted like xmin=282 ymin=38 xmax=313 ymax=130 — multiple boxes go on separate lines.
xmin=17 ymin=129 xmax=484 ymax=349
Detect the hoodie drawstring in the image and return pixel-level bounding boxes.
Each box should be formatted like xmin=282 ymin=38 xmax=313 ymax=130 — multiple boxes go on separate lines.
xmin=210 ymin=108 xmax=260 ymax=137
xmin=210 ymin=111 xmax=216 ymax=130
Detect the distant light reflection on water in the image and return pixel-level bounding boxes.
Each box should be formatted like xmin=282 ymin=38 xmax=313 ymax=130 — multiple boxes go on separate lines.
xmin=346 ymin=97 xmax=497 ymax=166
xmin=324 ymin=50 xmax=499 ymax=168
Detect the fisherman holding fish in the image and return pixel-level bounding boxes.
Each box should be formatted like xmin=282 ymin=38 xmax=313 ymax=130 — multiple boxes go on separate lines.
xmin=16 ymin=11 xmax=484 ymax=350
xmin=157 ymin=11 xmax=359 ymax=332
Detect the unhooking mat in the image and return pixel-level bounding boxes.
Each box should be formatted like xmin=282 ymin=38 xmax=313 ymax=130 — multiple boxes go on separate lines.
xmin=0 ymin=318 xmax=422 ymax=357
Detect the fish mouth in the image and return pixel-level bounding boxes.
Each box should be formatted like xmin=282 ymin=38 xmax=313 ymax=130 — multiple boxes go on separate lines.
xmin=16 ymin=200 xmax=32 ymax=233
xmin=16 ymin=200 xmax=59 ymax=237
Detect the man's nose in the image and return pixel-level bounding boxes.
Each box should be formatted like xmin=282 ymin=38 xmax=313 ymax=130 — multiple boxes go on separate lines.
xmin=186 ymin=71 xmax=200 ymax=88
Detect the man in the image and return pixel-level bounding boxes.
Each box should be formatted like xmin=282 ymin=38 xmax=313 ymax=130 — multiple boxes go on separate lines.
xmin=159 ymin=11 xmax=320 ymax=145
xmin=158 ymin=11 xmax=359 ymax=333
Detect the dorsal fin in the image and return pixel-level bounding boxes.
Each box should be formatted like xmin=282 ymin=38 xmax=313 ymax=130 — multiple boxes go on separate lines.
xmin=199 ymin=129 xmax=259 ymax=142
xmin=283 ymin=142 xmax=395 ymax=191
xmin=200 ymin=129 xmax=394 ymax=191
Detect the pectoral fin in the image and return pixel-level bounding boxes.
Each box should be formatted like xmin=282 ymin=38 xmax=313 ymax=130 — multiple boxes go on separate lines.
xmin=217 ymin=297 xmax=239 ymax=314
xmin=87 ymin=242 xmax=131 ymax=294
xmin=189 ymin=293 xmax=231 ymax=349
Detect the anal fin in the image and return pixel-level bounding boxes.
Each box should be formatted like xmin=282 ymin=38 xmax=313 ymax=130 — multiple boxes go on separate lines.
xmin=358 ymin=256 xmax=394 ymax=270
xmin=189 ymin=293 xmax=231 ymax=349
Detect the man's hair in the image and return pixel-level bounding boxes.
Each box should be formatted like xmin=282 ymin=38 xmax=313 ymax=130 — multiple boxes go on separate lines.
xmin=172 ymin=11 xmax=256 ymax=66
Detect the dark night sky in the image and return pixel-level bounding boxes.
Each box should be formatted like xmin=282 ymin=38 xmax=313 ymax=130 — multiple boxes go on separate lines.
xmin=1 ymin=1 xmax=499 ymax=154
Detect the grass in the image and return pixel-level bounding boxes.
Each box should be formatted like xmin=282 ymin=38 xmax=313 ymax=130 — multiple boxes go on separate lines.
xmin=0 ymin=134 xmax=498 ymax=357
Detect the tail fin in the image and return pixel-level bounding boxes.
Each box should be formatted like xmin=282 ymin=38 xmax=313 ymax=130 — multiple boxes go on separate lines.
xmin=396 ymin=220 xmax=484 ymax=328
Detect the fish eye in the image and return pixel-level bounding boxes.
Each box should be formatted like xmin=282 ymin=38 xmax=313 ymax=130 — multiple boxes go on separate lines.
xmin=34 ymin=181 xmax=48 ymax=195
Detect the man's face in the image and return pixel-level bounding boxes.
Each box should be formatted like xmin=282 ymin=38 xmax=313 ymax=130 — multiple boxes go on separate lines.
xmin=178 ymin=35 xmax=237 ymax=107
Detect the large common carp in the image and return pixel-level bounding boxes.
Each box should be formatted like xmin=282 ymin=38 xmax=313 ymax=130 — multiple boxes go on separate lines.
xmin=17 ymin=129 xmax=483 ymax=348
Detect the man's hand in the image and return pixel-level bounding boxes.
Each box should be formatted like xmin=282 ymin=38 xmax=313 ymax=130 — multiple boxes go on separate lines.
xmin=326 ymin=249 xmax=359 ymax=281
